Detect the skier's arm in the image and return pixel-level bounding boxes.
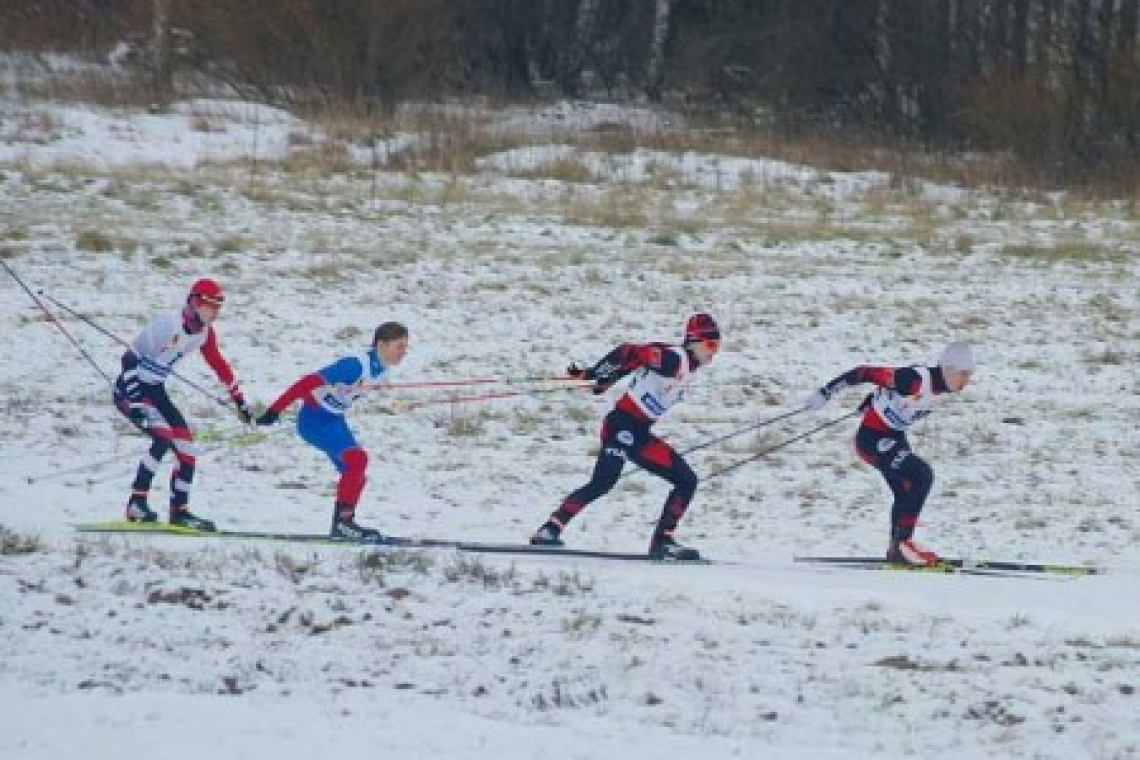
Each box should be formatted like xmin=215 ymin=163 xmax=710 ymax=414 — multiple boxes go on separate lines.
xmin=599 ymin=343 xmax=680 ymax=378
xmin=265 ymin=373 xmax=324 ymax=415
xmin=200 ymin=327 xmax=252 ymax=421
xmin=200 ymin=328 xmax=245 ymax=402
xmin=804 ymin=365 xmax=916 ymax=410
xmin=586 ymin=343 xmax=679 ymax=389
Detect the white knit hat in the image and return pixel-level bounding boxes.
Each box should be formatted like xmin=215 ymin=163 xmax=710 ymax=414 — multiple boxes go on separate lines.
xmin=939 ymin=341 xmax=976 ymax=371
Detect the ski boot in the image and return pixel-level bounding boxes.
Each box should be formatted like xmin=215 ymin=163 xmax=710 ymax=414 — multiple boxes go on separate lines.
xmin=169 ymin=507 xmax=217 ymax=532
xmin=648 ymin=533 xmax=701 ymax=561
xmin=529 ymin=521 xmax=565 ymax=547
xmin=125 ymin=493 xmax=157 ymax=523
xmin=886 ymin=538 xmax=939 ymax=566
xmin=330 ymin=510 xmax=387 ymax=544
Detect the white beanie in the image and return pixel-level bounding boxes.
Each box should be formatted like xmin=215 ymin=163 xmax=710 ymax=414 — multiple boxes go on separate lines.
xmin=939 ymin=341 xmax=975 ymax=371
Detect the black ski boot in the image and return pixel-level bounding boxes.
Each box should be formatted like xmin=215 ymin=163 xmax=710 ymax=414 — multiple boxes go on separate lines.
xmin=529 ymin=521 xmax=565 ymax=547
xmin=648 ymin=534 xmax=701 ymax=561
xmin=330 ymin=507 xmax=387 ymax=544
xmin=169 ymin=507 xmax=216 ymax=532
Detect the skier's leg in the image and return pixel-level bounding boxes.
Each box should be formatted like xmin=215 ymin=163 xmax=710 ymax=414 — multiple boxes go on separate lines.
xmin=533 ymin=413 xmax=631 ymax=542
xmin=628 ymin=434 xmax=698 ymax=545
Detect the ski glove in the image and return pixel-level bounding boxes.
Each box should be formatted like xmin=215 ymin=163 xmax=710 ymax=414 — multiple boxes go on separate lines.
xmin=120 ymin=370 xmax=143 ymax=403
xmin=566 ymin=361 xmax=596 ymax=381
xmin=234 ymin=398 xmax=253 ymax=425
xmin=802 ymin=389 xmax=830 ymax=412
xmin=127 ymin=406 xmax=150 ymax=431
xmin=255 ymin=409 xmax=280 ymax=426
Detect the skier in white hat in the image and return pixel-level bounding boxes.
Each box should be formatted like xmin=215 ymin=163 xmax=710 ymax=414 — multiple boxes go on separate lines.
xmin=802 ymin=341 xmax=976 ymax=565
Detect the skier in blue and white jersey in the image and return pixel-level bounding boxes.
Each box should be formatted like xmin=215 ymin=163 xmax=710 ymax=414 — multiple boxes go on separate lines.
xmin=803 ymin=341 xmax=976 ymax=566
xmin=255 ymin=322 xmax=409 ymax=542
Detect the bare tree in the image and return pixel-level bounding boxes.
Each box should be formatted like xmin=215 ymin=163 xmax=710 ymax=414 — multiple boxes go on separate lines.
xmin=571 ymin=0 xmax=602 ymax=94
xmin=644 ymin=0 xmax=672 ymax=100
xmin=151 ymin=0 xmax=173 ymax=108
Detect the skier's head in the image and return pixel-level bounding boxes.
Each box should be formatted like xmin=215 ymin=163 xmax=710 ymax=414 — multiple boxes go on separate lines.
xmin=683 ymin=312 xmax=721 ymax=364
xmin=939 ymin=341 xmax=975 ymax=392
xmin=187 ymin=278 xmax=225 ymax=323
xmin=373 ymin=321 xmax=409 ymax=368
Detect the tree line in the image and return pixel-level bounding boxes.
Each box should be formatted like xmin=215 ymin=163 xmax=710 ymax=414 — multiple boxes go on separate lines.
xmin=3 ymin=0 xmax=1138 ymax=183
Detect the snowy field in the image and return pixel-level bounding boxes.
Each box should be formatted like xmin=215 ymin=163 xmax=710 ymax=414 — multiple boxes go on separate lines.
xmin=0 ymin=90 xmax=1138 ymax=760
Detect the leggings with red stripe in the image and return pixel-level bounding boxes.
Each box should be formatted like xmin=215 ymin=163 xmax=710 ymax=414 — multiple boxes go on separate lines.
xmin=113 ymin=381 xmax=198 ymax=509
xmin=855 ymin=426 xmax=934 ymax=541
xmin=551 ymin=409 xmax=697 ymax=541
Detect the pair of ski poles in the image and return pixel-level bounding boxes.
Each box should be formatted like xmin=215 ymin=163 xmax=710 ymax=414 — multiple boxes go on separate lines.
xmin=3 ymin=260 xmax=242 ymax=417
xmin=360 ymin=375 xmax=593 ymax=411
xmin=613 ymin=406 xmax=859 ymax=483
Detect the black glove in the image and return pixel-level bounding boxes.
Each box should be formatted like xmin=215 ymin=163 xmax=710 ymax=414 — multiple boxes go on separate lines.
xmin=567 ymin=361 xmax=596 ymax=381
xmin=120 ymin=370 xmax=143 ymax=403
xmin=127 ymin=406 xmax=150 ymax=431
xmin=234 ymin=398 xmax=253 ymax=425
xmin=255 ymin=409 xmax=280 ymax=426
xmin=590 ymin=360 xmax=621 ymax=394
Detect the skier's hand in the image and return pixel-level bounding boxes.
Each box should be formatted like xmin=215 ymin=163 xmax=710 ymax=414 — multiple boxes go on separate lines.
xmin=234 ymin=398 xmax=253 ymax=425
xmin=255 ymin=409 xmax=280 ymax=426
xmin=127 ymin=405 xmax=150 ymax=431
xmin=121 ymin=370 xmax=143 ymax=402
xmin=566 ymin=361 xmax=595 ymax=381
xmin=590 ymin=361 xmax=621 ymax=395
xmin=802 ymin=389 xmax=830 ymax=412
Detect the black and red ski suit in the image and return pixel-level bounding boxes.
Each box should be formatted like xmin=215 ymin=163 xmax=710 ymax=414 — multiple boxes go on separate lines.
xmin=547 ymin=342 xmax=704 ymax=544
xmin=818 ymin=365 xmax=953 ymax=541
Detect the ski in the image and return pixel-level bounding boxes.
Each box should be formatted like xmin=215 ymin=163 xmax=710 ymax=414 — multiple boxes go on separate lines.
xmin=793 ymin=555 xmax=1105 ymax=577
xmin=73 ymin=521 xmax=461 ymax=548
xmin=72 ymin=523 xmax=709 ymax=562
xmin=835 ymin=562 xmax=1038 ymax=578
xmin=454 ymin=542 xmax=712 ymax=564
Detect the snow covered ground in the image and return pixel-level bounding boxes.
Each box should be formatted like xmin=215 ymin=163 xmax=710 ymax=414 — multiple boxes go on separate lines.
xmin=0 ymin=92 xmax=1137 ymax=760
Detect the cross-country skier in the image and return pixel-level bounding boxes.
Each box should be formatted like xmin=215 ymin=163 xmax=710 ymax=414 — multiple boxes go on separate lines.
xmin=254 ymin=322 xmax=409 ymax=543
xmin=802 ymin=341 xmax=976 ymax=566
xmin=530 ymin=313 xmax=722 ymax=560
xmin=112 ymin=278 xmax=252 ymax=531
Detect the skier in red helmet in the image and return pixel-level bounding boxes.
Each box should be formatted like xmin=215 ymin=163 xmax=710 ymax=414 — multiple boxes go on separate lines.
xmin=530 ymin=312 xmax=722 ymax=560
xmin=111 ymin=277 xmax=252 ymax=531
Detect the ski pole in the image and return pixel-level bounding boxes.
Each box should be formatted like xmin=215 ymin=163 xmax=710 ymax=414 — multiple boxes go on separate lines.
xmin=398 ymin=382 xmax=592 ymax=411
xmin=37 ymin=289 xmax=238 ymax=414
xmin=704 ymin=410 xmax=860 ymax=481
xmin=361 ymin=374 xmax=578 ymax=392
xmin=614 ymin=406 xmax=806 ymax=483
xmin=2 ymin=261 xmax=114 ymax=386
xmin=24 ymin=449 xmax=139 ymax=484
xmin=678 ymin=407 xmax=805 ymax=458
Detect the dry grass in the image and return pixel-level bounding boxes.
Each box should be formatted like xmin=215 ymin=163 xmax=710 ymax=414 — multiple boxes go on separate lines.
xmin=0 ymin=526 xmax=42 ymax=555
xmin=999 ymin=242 xmax=1130 ymax=264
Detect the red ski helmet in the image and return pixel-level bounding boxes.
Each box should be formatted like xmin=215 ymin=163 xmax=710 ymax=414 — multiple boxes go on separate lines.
xmin=684 ymin=312 xmax=720 ymax=343
xmin=189 ymin=278 xmax=225 ymax=307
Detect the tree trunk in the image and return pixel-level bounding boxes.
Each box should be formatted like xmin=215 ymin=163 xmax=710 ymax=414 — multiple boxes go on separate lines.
xmin=872 ymin=0 xmax=892 ymax=125
xmin=571 ymin=0 xmax=602 ymax=94
xmin=151 ymin=0 xmax=173 ymax=109
xmin=1095 ymin=0 xmax=1117 ymax=94
xmin=644 ymin=0 xmax=672 ymax=101
xmin=1036 ymin=0 xmax=1056 ymax=78
xmin=1012 ymin=0 xmax=1031 ymax=74
xmin=1120 ymin=0 xmax=1139 ymax=52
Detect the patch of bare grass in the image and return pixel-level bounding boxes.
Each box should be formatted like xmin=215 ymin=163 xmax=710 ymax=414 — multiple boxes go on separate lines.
xmin=0 ymin=527 xmax=42 ymax=555
xmin=999 ymin=242 xmax=1128 ymax=264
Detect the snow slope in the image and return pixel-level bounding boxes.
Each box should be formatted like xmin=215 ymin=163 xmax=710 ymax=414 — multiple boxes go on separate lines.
xmin=0 ymin=95 xmax=1137 ymax=760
